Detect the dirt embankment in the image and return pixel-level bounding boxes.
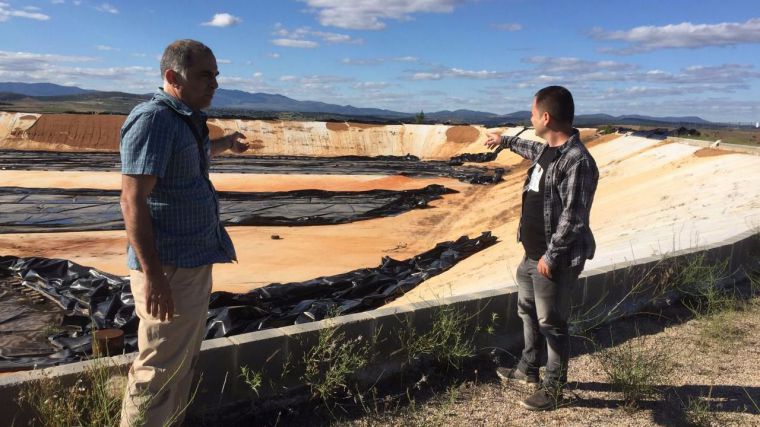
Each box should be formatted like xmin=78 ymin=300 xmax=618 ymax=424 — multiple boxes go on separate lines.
xmin=1 ymin=112 xmax=524 ymax=160
xmin=24 ymin=114 xmax=125 ymax=151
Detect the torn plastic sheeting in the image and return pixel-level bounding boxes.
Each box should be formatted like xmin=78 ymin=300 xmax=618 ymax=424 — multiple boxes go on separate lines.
xmin=0 ymin=231 xmax=497 ymax=371
xmin=448 ymin=151 xmax=499 ymax=165
xmin=0 ymin=184 xmax=456 ymax=233
xmin=0 ymin=150 xmax=506 ymax=184
xmin=448 ymin=127 xmax=531 ymax=166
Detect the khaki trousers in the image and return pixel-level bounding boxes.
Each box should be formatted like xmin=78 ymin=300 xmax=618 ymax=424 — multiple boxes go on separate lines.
xmin=120 ymin=264 xmax=212 ymax=427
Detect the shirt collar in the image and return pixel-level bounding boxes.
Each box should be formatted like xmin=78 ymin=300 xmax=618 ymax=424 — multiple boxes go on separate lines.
xmin=153 ymin=88 xmax=194 ymax=116
xmin=556 ymin=128 xmax=581 ymax=155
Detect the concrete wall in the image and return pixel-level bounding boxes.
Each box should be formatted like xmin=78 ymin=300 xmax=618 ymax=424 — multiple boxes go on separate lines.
xmin=1 ymin=230 xmax=758 ymax=425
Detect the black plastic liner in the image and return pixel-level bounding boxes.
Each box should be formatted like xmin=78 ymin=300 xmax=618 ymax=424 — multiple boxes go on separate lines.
xmin=0 ymin=231 xmax=497 ymax=371
xmin=0 ymin=150 xmax=505 ymax=184
xmin=0 ymin=184 xmax=456 ymax=233
xmin=448 ymin=151 xmax=499 ymax=165
xmin=448 ymin=128 xmax=530 ymax=166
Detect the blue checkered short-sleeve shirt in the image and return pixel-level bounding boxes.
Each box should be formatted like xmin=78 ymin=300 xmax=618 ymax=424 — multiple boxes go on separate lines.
xmin=120 ymin=89 xmax=236 ymax=270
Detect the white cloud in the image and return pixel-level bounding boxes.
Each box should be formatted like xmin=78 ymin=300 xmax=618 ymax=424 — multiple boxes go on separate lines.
xmin=0 ymin=3 xmax=50 ymax=21
xmin=448 ymin=67 xmax=505 ymax=79
xmin=202 ymin=12 xmax=242 ymax=27
xmin=95 ymin=2 xmax=118 ymax=14
xmin=51 ymin=0 xmax=65 ymax=4
xmin=409 ymin=66 xmax=511 ymax=80
xmin=509 ymin=56 xmax=760 ymax=109
xmin=96 ymin=45 xmax=118 ymax=51
xmin=0 ymin=50 xmax=97 ymax=71
xmin=0 ymin=49 xmax=157 ymax=91
xmin=271 ymin=24 xmax=362 ymax=47
xmin=131 ymin=52 xmax=147 ymax=58
xmin=643 ymin=64 xmax=760 ymax=85
xmin=523 ymin=56 xmax=635 ymax=73
xmin=412 ymin=72 xmax=442 ymax=80
xmin=493 ymin=22 xmax=522 ymax=32
xmin=592 ymin=18 xmax=760 ymax=54
xmin=268 ymin=53 xmax=281 ymax=59
xmin=311 ymin=30 xmax=363 ymax=44
xmin=352 ymin=81 xmax=389 ymax=90
xmin=217 ymin=59 xmax=232 ymax=64
xmin=301 ymin=0 xmax=463 ymax=30
xmin=342 ymin=57 xmax=383 ymax=65
xmin=216 ymin=75 xmax=277 ymax=93
xmin=275 ymin=74 xmax=354 ymax=94
xmin=342 ymin=56 xmax=419 ymax=65
xmin=271 ymin=38 xmax=319 ymax=48
xmin=24 ymin=6 xmax=41 ymax=11
xmin=253 ymin=72 xmax=263 ymax=78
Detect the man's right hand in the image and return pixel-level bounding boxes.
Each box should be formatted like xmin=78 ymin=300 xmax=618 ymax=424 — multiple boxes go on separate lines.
xmin=484 ymin=132 xmax=503 ymax=149
xmin=145 ymin=271 xmax=174 ymax=321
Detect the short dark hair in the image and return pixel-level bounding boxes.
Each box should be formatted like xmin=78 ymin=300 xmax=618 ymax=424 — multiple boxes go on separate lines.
xmin=534 ymin=86 xmax=574 ymax=126
xmin=160 ymin=39 xmax=214 ymax=79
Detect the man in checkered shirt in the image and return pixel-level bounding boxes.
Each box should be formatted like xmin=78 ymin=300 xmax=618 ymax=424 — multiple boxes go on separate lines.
xmin=485 ymin=86 xmax=599 ymax=411
xmin=119 ymin=39 xmax=249 ymax=427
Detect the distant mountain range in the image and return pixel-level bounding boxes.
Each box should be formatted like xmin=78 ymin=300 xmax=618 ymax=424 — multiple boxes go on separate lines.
xmin=0 ymin=82 xmax=714 ymax=126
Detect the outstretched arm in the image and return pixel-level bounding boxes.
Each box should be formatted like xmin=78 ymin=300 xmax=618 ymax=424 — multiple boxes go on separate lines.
xmin=484 ymin=128 xmax=543 ymax=161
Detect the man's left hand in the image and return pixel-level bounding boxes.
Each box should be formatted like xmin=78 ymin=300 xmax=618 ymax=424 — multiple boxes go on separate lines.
xmin=537 ymin=256 xmax=552 ymax=278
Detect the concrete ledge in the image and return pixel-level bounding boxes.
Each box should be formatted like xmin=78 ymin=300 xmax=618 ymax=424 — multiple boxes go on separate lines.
xmin=2 ymin=230 xmax=758 ymax=424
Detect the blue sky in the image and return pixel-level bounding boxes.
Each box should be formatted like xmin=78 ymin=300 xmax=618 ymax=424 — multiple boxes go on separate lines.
xmin=1 ymin=0 xmax=759 ymax=122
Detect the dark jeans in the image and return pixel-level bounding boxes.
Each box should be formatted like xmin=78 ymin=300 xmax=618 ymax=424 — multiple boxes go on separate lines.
xmin=515 ymin=256 xmax=580 ymax=389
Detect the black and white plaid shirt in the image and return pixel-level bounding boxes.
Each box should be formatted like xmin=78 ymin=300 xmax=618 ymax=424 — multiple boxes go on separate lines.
xmin=500 ymin=130 xmax=599 ymax=270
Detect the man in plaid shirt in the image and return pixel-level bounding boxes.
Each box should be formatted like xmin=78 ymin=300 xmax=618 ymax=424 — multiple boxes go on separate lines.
xmin=485 ymin=86 xmax=599 ymax=411
xmin=119 ymin=39 xmax=249 ymax=426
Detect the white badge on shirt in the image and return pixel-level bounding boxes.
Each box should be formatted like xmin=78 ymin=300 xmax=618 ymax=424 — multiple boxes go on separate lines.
xmin=528 ymin=164 xmax=543 ymax=192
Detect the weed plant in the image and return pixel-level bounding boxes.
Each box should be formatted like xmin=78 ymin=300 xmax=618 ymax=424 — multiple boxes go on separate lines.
xmin=595 ymin=331 xmax=675 ymax=409
xmin=402 ymin=305 xmax=475 ymax=370
xmin=301 ymin=322 xmax=373 ymax=401
xmin=240 ymin=365 xmax=263 ymax=396
xmin=684 ymin=394 xmax=714 ymax=427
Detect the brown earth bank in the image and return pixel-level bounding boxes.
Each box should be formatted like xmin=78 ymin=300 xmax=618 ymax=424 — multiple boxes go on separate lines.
xmin=3 ymin=111 xmax=598 ymax=160
xmin=24 ymin=114 xmax=124 ymax=151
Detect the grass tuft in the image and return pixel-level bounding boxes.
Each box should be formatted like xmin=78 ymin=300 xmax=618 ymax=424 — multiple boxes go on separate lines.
xmin=595 ymin=331 xmax=674 ymax=409
xmin=301 ymin=321 xmax=374 ymax=401
xmin=402 ymin=305 xmax=475 ymax=370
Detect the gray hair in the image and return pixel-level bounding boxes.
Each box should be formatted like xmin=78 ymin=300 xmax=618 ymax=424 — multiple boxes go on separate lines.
xmin=160 ymin=39 xmax=214 ymax=79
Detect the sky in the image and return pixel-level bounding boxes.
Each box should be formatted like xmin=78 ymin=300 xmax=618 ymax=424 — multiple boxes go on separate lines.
xmin=1 ymin=0 xmax=760 ymax=123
